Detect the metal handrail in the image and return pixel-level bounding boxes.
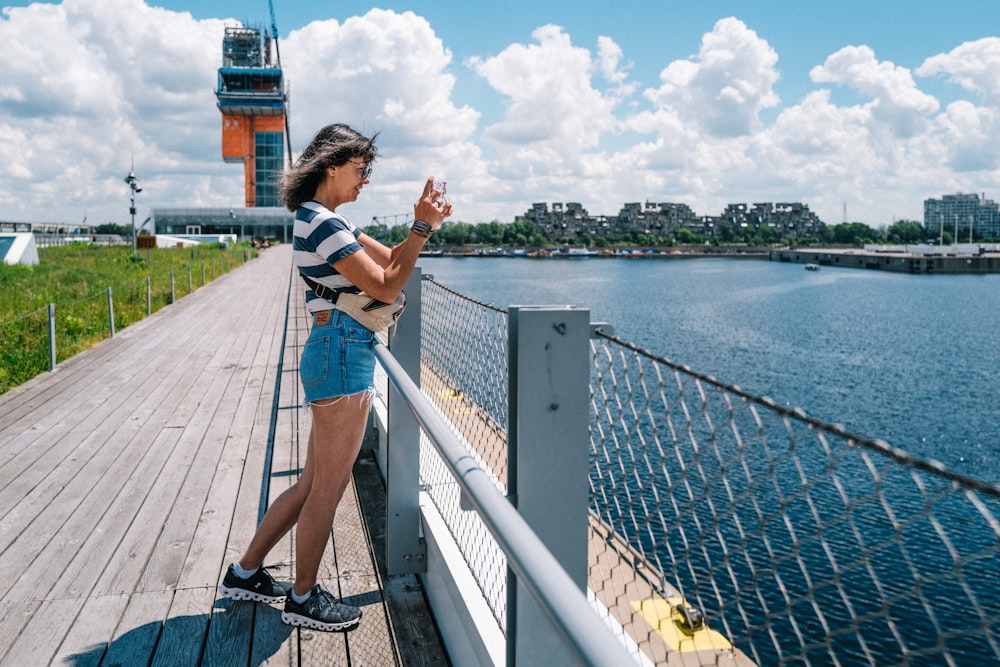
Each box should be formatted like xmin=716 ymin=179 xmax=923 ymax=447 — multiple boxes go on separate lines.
xmin=373 ymin=341 xmax=638 ymax=667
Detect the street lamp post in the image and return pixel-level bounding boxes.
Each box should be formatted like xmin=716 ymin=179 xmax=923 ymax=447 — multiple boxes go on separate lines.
xmin=124 ymin=167 xmax=142 ymax=254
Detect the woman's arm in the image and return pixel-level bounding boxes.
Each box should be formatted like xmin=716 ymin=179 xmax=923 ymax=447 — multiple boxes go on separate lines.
xmin=333 ymin=177 xmax=449 ymax=303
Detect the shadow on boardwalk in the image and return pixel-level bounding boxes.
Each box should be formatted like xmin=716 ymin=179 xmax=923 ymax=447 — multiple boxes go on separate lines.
xmin=65 ymin=598 xmax=292 ymax=666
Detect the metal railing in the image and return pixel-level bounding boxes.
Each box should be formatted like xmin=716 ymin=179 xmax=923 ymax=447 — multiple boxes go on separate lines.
xmin=374 ymin=270 xmax=636 ymax=666
xmin=398 ymin=274 xmax=1000 ymax=666
xmin=375 ymin=340 xmax=635 ymax=666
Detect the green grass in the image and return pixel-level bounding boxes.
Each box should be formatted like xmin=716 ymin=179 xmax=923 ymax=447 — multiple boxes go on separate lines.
xmin=0 ymin=242 xmax=259 ymax=395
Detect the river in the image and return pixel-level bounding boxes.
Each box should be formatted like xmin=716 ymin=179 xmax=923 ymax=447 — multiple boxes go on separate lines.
xmin=418 ymin=255 xmax=1000 ymax=484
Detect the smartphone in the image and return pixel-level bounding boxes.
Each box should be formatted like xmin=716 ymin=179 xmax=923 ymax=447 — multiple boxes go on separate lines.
xmin=433 ymin=180 xmax=448 ymax=207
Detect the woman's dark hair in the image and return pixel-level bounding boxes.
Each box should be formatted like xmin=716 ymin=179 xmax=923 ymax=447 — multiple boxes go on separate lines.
xmin=279 ymin=123 xmax=379 ymax=211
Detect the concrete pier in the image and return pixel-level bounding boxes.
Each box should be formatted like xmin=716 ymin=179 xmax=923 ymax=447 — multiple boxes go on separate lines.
xmin=770 ymin=246 xmax=1000 ymax=273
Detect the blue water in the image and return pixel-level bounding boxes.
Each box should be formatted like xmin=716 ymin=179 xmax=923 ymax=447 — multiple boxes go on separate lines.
xmin=419 ymin=256 xmax=1000 ymax=483
xmin=419 ymin=255 xmax=1000 ymax=664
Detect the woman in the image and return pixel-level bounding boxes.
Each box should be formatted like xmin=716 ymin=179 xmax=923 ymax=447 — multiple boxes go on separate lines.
xmin=218 ymin=123 xmax=451 ymax=631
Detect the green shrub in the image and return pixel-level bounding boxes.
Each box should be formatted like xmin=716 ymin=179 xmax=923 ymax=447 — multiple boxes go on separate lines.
xmin=0 ymin=243 xmax=255 ymax=394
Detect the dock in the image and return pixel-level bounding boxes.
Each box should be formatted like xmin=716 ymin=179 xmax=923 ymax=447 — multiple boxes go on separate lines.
xmin=770 ymin=246 xmax=1000 ymax=272
xmin=0 ymin=245 xmax=447 ymax=666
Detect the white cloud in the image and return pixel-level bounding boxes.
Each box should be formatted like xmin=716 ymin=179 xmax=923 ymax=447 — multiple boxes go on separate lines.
xmin=643 ymin=17 xmax=780 ymax=138
xmin=916 ymin=38 xmax=1000 ymax=172
xmin=0 ymin=0 xmax=236 ymax=222
xmin=810 ymin=45 xmax=938 ymax=138
xmin=468 ymin=25 xmax=619 ymax=149
xmin=930 ymin=100 xmax=999 ymax=172
xmin=596 ymin=36 xmax=636 ymax=98
xmin=284 ymin=10 xmax=476 ymax=147
xmin=1 ymin=3 xmax=1000 ymax=229
xmin=281 ymin=9 xmax=482 ymax=220
xmin=917 ymin=37 xmax=1000 ymax=105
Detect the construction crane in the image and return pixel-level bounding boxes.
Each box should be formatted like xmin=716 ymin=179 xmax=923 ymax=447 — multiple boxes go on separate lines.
xmin=366 ymin=214 xmax=414 ymax=242
xmin=267 ymin=0 xmax=293 ymax=165
xmin=372 ymin=213 xmax=414 ymax=227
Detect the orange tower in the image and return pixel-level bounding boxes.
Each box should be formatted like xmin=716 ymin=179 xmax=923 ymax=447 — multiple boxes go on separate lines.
xmin=215 ymin=26 xmax=286 ymax=207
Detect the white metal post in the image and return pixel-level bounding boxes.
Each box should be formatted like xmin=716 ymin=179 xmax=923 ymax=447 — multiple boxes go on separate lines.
xmin=507 ymin=305 xmax=592 ymax=666
xmin=107 ymin=287 xmax=115 ymax=338
xmin=48 ymin=304 xmax=56 ymax=371
xmin=385 ymin=267 xmax=427 ymax=574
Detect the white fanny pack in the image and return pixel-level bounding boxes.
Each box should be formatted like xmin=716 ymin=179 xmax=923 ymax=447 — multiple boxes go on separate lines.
xmin=302 ymin=276 xmax=405 ymax=334
xmin=330 ymin=290 xmax=406 ymax=334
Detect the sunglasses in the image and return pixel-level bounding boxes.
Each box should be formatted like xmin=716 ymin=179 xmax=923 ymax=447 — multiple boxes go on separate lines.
xmin=347 ymin=159 xmax=372 ymax=180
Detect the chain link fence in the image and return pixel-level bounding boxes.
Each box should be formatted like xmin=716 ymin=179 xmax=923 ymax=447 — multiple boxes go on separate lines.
xmin=417 ymin=276 xmax=1000 ymax=666
xmin=589 ymin=333 xmax=1000 ymax=666
xmin=420 ymin=279 xmax=511 ymax=629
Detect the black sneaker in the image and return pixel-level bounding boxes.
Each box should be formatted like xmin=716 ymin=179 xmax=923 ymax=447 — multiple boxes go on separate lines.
xmin=218 ymin=564 xmax=293 ymax=603
xmin=282 ymin=585 xmax=362 ymax=632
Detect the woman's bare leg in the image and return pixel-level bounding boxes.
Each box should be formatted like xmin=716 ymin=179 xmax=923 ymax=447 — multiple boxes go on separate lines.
xmin=291 ymin=391 xmax=370 ymax=596
xmin=237 ymin=429 xmax=316 ymax=571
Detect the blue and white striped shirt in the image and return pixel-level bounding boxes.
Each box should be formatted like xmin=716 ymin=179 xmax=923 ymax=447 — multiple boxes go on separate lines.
xmin=293 ymin=200 xmax=363 ymax=312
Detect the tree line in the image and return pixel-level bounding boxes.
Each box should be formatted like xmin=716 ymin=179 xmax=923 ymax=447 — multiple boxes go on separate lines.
xmin=364 ymin=217 xmax=982 ymax=248
xmin=90 ymin=217 xmax=985 ymax=248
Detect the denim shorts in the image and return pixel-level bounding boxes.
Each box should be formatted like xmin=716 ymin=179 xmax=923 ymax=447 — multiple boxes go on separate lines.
xmin=300 ymin=309 xmax=376 ymax=404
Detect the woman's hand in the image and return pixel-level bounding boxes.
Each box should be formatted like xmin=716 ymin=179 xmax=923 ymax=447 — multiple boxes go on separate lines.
xmin=413 ymin=176 xmax=452 ymax=230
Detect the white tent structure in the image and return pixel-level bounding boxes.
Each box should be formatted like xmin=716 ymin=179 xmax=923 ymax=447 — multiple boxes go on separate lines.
xmin=0 ymin=233 xmax=39 ymax=265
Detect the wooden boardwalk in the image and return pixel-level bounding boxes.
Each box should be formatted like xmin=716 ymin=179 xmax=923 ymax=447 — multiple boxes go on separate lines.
xmin=0 ymin=245 xmax=447 ymax=666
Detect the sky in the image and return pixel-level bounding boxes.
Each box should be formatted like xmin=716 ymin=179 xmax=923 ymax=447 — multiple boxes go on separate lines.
xmin=2 ymin=0 xmax=1000 ymax=231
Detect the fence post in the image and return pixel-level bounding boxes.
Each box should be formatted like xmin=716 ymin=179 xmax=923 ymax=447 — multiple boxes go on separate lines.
xmin=48 ymin=303 xmax=56 ymax=371
xmin=170 ymin=270 xmax=175 ymax=304
xmin=506 ymin=306 xmax=592 ymax=666
xmin=384 ymin=267 xmax=427 ymax=575
xmin=187 ymin=265 xmax=192 ymax=293
xmin=201 ymin=263 xmax=206 ymax=286
xmin=146 ymin=276 xmax=151 ymax=316
xmin=107 ymin=287 xmax=115 ymax=338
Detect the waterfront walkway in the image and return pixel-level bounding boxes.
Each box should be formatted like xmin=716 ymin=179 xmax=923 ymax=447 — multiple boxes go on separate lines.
xmin=0 ymin=245 xmax=446 ymax=666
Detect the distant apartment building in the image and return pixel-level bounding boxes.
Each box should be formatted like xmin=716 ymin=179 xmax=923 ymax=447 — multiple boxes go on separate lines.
xmin=720 ymin=202 xmax=825 ymax=239
xmin=615 ymin=202 xmax=702 ymax=236
xmin=519 ymin=202 xmax=593 ymax=240
xmin=518 ymin=200 xmax=824 ymax=242
xmin=924 ymin=193 xmax=1000 ymax=240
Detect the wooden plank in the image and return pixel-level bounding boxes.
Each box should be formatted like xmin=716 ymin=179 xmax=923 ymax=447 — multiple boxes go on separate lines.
xmin=0 ymin=310 xmax=176 ymax=429
xmin=215 ymin=258 xmax=301 ymax=664
xmin=0 ymin=348 xmax=205 ymax=553
xmin=0 ymin=285 xmax=225 ymax=527
xmin=80 ymin=291 xmax=263 ymax=599
xmin=202 ymin=596 xmax=256 ymax=666
xmin=99 ymin=590 xmax=173 ymax=666
xmin=0 ymin=324 xmax=237 ymax=569
xmin=172 ymin=294 xmax=288 ymax=591
xmin=150 ymin=587 xmax=213 ymax=667
xmin=51 ymin=593 xmax=131 ymax=667
xmin=2 ymin=597 xmax=86 ymax=666
xmin=0 ymin=293 xmax=211 ymax=465
xmin=0 ymin=424 xmax=184 ymax=606
xmin=1 ymin=265 xmax=254 ymax=608
xmin=353 ymin=452 xmax=450 ymax=666
xmin=23 ymin=425 xmax=184 ymax=604
xmin=334 ymin=472 xmax=400 ymax=667
xmin=0 ymin=601 xmax=38 ymax=661
xmin=140 ymin=360 xmax=257 ymax=592
xmin=0 ymin=247 xmax=444 ymax=666
xmin=0 ymin=249 xmax=247 ymax=429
